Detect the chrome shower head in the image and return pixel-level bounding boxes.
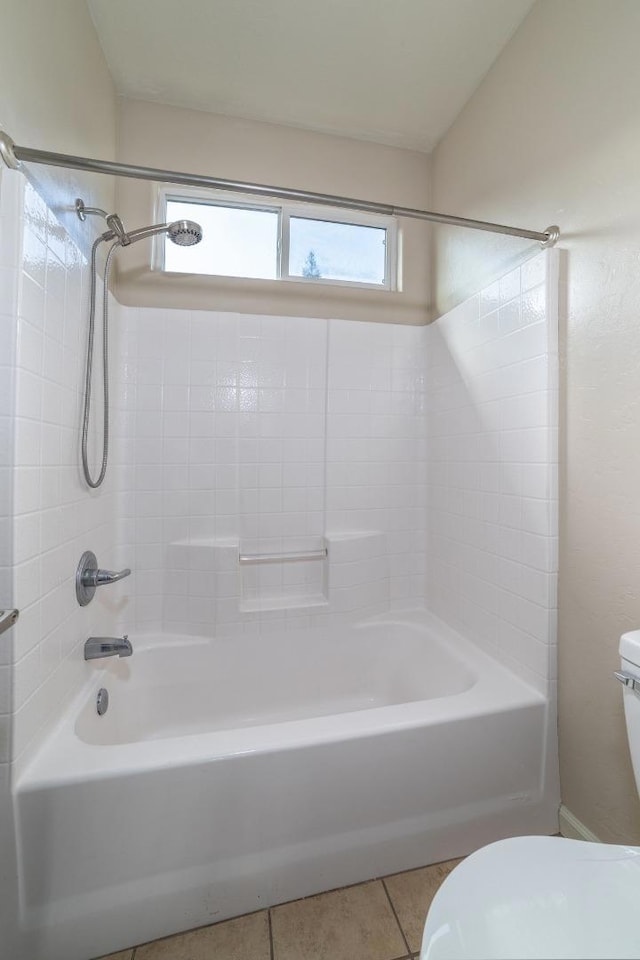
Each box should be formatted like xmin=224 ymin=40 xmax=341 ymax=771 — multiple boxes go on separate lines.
xmin=112 ymin=218 xmax=204 ymax=247
xmin=167 ymin=220 xmax=202 ymax=246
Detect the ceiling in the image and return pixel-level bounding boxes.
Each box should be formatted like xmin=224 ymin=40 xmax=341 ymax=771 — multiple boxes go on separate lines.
xmin=87 ymin=0 xmax=534 ymax=153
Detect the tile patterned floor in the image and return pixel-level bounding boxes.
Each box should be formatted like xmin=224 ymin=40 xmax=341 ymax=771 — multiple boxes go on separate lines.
xmin=97 ymin=858 xmax=461 ymax=960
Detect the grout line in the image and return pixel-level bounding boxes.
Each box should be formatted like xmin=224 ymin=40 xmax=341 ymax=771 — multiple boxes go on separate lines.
xmin=268 ymin=907 xmax=275 ymax=960
xmin=381 ymin=877 xmax=412 ymax=958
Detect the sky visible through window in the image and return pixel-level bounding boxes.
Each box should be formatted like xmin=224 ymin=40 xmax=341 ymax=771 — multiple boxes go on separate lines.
xmin=164 ymin=199 xmax=387 ymax=285
xmin=289 ymin=217 xmax=386 ymax=284
xmin=165 ymin=199 xmax=279 ymax=278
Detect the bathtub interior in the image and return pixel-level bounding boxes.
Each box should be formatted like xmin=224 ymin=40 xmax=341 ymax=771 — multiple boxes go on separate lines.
xmin=74 ymin=618 xmax=477 ymax=746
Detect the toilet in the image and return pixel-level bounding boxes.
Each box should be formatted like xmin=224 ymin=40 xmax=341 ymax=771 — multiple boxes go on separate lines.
xmin=420 ymin=630 xmax=640 ymax=960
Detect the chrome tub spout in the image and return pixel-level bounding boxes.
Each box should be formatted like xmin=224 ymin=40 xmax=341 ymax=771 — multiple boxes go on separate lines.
xmin=84 ymin=635 xmax=133 ymax=660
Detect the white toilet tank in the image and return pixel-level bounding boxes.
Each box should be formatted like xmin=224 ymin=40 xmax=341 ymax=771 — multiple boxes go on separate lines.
xmin=618 ymin=630 xmax=640 ymax=792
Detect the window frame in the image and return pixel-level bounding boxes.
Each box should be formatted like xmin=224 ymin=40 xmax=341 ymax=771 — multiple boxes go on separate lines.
xmin=154 ymin=186 xmax=397 ymax=292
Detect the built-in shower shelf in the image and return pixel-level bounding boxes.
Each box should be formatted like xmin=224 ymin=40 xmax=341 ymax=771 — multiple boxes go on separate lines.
xmin=238 ymin=594 xmax=329 ymax=614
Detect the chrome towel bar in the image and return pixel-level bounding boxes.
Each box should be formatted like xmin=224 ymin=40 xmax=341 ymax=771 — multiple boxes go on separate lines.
xmin=239 ymin=548 xmax=328 ymax=565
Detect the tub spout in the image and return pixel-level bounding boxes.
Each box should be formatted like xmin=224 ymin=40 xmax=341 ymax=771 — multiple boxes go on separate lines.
xmin=84 ymin=635 xmax=133 ymax=660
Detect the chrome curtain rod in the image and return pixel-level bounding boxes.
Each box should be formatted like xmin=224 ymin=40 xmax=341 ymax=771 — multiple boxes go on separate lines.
xmin=0 ymin=130 xmax=559 ymax=246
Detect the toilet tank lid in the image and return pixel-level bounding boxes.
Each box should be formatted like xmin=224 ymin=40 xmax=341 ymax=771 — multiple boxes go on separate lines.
xmin=620 ymin=630 xmax=640 ymax=666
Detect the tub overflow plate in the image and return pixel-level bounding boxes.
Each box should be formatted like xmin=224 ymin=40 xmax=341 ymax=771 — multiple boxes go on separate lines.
xmin=96 ymin=688 xmax=109 ymax=716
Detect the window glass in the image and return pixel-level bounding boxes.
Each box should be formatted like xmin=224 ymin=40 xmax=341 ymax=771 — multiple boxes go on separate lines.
xmin=159 ymin=193 xmax=394 ymax=289
xmin=289 ymin=217 xmax=387 ymax=285
xmin=164 ymin=199 xmax=279 ymax=279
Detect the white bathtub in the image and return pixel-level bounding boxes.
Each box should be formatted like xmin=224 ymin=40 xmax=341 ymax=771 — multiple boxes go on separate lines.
xmin=15 ymin=610 xmax=557 ymax=960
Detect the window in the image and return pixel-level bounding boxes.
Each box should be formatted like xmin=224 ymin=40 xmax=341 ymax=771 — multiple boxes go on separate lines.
xmin=157 ymin=189 xmax=397 ymax=290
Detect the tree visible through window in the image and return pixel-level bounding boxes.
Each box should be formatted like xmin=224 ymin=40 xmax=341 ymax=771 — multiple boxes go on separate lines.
xmin=302 ymin=250 xmax=322 ymax=278
xmin=289 ymin=217 xmax=387 ymax=285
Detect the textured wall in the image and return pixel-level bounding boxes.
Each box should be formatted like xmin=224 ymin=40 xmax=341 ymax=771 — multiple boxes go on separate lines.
xmin=431 ymin=0 xmax=640 ymax=841
xmin=0 ymin=0 xmax=116 ymax=247
xmin=114 ymin=99 xmax=431 ymax=324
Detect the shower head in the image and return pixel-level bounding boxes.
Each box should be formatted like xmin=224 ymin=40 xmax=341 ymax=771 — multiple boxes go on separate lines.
xmin=167 ymin=220 xmax=203 ymax=246
xmin=116 ymin=219 xmax=204 ymax=247
xmin=78 ymin=197 xmax=204 ymax=248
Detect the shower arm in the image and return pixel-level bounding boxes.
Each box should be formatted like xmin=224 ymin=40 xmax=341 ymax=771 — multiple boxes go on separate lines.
xmin=75 ymin=199 xmax=109 ymax=221
xmin=0 ymin=129 xmax=559 ymax=247
xmin=77 ymin=202 xmax=191 ymax=246
xmin=118 ymin=222 xmax=173 ymax=244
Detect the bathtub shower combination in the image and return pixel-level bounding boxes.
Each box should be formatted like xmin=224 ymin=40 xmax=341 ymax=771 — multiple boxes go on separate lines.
xmin=0 ymin=139 xmax=559 ymax=960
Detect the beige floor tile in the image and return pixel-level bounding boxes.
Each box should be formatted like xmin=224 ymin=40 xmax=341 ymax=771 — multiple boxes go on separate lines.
xmin=135 ymin=910 xmax=270 ymax=960
xmin=384 ymin=859 xmax=463 ymax=954
xmin=95 ymin=952 xmax=134 ymax=960
xmin=271 ymin=879 xmax=408 ymax=960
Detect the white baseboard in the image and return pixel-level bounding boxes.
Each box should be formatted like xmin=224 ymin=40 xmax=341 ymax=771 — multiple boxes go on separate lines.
xmin=558 ymin=804 xmax=601 ymax=842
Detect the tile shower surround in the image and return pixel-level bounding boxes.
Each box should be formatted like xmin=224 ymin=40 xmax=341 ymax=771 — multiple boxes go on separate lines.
xmin=115 ymin=309 xmax=428 ymax=636
xmin=0 ymin=168 xmax=557 ymax=766
xmin=425 ymin=253 xmax=559 ymax=692
xmin=2 ymin=171 xmax=120 ymax=765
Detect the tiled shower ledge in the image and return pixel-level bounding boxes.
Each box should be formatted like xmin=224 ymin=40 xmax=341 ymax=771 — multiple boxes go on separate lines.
xmin=239 ymin=594 xmax=329 ymax=613
xmin=96 ymin=857 xmax=462 ymax=960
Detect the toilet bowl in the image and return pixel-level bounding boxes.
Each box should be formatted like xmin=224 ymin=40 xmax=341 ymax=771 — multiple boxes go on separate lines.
xmin=420 ymin=629 xmax=640 ymax=960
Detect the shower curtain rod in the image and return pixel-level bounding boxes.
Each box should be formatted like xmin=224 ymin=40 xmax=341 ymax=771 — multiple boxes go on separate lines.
xmin=0 ymin=129 xmax=559 ymax=246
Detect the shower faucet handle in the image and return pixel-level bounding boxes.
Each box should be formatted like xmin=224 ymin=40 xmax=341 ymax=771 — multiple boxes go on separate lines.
xmin=89 ymin=567 xmax=132 ymax=586
xmin=76 ymin=551 xmax=131 ymax=607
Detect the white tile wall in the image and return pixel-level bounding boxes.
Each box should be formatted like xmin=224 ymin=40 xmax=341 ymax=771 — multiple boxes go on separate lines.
xmin=5 ymin=176 xmax=120 ymax=764
xmin=425 ymin=251 xmax=558 ymax=691
xmin=236 ymin=315 xmax=328 ymax=610
xmin=0 ymin=169 xmax=20 ymax=768
xmin=116 ymin=308 xmax=428 ymax=636
xmin=326 ymin=320 xmax=427 ymax=606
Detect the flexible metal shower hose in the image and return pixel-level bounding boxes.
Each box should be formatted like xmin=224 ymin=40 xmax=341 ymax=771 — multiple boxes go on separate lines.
xmin=81 ymin=236 xmax=120 ymax=488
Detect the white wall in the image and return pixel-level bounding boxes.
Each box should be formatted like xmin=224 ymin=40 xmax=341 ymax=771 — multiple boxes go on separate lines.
xmin=327 ymin=320 xmax=427 ymax=606
xmin=114 ymin=306 xmax=427 ymax=638
xmin=431 ymin=0 xmax=640 ymax=843
xmin=9 ymin=176 xmax=120 ymax=766
xmin=0 ymin=0 xmax=116 ymax=248
xmin=0 ymin=166 xmax=20 ymax=959
xmin=0 ymin=164 xmax=121 ymax=959
xmin=1 ymin=5 xmax=116 ymax=953
xmin=0 ymin=170 xmax=19 ymax=750
xmin=114 ymin=99 xmax=431 ymax=325
xmin=425 ymin=252 xmax=558 ymax=693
